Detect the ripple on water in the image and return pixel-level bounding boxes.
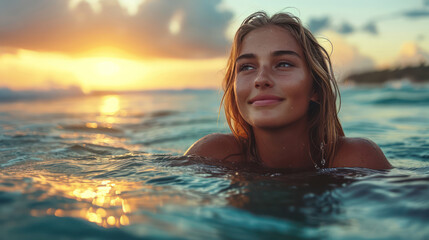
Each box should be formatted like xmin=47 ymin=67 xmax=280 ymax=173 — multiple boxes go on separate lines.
xmin=59 ymin=123 xmax=124 ymax=135
xmin=66 ymin=144 xmax=129 ymax=155
xmin=1 ymin=156 xmax=429 ymax=239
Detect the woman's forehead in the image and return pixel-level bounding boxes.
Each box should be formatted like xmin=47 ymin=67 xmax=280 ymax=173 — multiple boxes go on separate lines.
xmin=239 ymin=26 xmax=302 ymax=56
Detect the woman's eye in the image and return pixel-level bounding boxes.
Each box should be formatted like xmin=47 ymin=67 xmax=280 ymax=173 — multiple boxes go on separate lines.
xmin=237 ymin=64 xmax=255 ymax=72
xmin=276 ymin=62 xmax=292 ymax=68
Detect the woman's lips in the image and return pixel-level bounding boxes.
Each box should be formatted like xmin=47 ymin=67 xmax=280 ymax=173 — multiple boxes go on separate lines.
xmin=248 ymin=95 xmax=284 ymax=106
xmin=252 ymin=99 xmax=282 ymax=106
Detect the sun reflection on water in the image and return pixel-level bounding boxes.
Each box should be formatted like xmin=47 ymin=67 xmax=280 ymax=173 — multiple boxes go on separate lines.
xmin=100 ymin=95 xmax=120 ymax=116
xmin=96 ymin=95 xmax=123 ymax=125
xmin=23 ymin=173 xmax=145 ymax=228
xmin=0 ymin=166 xmax=200 ymax=229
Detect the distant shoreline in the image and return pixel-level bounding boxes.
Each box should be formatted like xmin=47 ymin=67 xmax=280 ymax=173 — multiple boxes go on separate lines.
xmin=0 ymin=87 xmax=218 ymax=103
xmin=344 ymin=64 xmax=429 ymax=85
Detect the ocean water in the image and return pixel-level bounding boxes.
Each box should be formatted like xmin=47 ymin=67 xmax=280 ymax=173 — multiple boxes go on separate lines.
xmin=0 ymin=82 xmax=428 ymax=240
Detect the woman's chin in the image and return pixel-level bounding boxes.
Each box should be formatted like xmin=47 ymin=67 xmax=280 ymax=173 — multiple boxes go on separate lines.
xmin=249 ymin=118 xmax=285 ymax=129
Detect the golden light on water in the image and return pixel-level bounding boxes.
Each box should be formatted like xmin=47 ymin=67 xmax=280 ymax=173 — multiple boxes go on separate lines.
xmin=107 ymin=215 xmax=116 ymax=225
xmin=100 ymin=95 xmax=120 ymax=116
xmin=0 ymin=168 xmax=195 ymax=229
xmin=85 ymin=122 xmax=99 ymax=129
xmin=24 ymin=174 xmax=140 ymax=228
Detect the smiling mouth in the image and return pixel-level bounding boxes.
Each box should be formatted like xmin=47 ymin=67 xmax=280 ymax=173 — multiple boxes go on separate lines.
xmin=248 ymin=95 xmax=284 ymax=106
xmin=251 ymin=99 xmax=283 ymax=106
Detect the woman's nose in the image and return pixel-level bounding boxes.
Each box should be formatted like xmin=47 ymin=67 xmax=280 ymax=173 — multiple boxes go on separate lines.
xmin=254 ymin=68 xmax=273 ymax=88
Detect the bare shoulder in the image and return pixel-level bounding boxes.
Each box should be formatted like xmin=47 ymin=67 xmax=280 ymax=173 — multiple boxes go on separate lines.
xmin=331 ymin=137 xmax=392 ymax=169
xmin=184 ymin=133 xmax=245 ymax=162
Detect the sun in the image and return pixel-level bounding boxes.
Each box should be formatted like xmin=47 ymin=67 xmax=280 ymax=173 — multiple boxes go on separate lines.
xmin=96 ymin=60 xmax=120 ymax=77
xmin=73 ymin=56 xmax=148 ymax=92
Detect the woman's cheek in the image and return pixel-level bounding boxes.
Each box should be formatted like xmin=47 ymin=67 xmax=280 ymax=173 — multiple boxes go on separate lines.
xmin=234 ymin=79 xmax=249 ymax=100
xmin=234 ymin=79 xmax=250 ymax=114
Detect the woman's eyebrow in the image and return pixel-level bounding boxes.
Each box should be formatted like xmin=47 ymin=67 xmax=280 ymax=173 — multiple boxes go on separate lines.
xmin=235 ymin=53 xmax=255 ymax=63
xmin=236 ymin=51 xmax=301 ymax=63
xmin=272 ymin=50 xmax=301 ymax=58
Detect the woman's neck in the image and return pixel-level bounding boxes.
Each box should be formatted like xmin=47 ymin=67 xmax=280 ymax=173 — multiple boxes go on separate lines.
xmin=253 ymin=121 xmax=315 ymax=169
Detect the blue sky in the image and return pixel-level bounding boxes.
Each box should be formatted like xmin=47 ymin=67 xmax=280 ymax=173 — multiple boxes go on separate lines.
xmin=224 ymin=0 xmax=429 ymax=70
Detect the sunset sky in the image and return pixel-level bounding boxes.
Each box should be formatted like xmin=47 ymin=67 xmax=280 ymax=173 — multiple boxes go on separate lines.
xmin=1 ymin=0 xmax=428 ymax=93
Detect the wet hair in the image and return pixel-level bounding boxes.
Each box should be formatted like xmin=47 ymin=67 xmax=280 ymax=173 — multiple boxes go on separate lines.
xmin=221 ymin=11 xmax=344 ymax=168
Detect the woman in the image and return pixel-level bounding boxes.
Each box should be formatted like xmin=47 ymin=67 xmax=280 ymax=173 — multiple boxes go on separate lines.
xmin=185 ymin=11 xmax=391 ymax=170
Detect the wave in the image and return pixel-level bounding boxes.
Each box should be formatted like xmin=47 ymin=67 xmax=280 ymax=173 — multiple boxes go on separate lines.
xmin=341 ymin=83 xmax=429 ymax=105
xmin=0 ymin=87 xmax=85 ymax=102
xmin=66 ymin=143 xmax=127 ymax=155
xmin=59 ymin=123 xmax=123 ymax=135
xmin=133 ymin=117 xmax=217 ymax=130
xmin=371 ymin=95 xmax=429 ymax=105
xmin=0 ymin=87 xmax=218 ymax=103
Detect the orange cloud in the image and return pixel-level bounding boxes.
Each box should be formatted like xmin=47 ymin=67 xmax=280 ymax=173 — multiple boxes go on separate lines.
xmin=0 ymin=0 xmax=233 ymax=58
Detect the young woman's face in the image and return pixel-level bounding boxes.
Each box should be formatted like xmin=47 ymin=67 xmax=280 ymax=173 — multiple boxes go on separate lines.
xmin=234 ymin=26 xmax=316 ymax=129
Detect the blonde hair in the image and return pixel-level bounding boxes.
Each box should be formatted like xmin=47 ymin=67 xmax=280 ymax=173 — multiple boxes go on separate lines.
xmin=221 ymin=11 xmax=344 ymax=168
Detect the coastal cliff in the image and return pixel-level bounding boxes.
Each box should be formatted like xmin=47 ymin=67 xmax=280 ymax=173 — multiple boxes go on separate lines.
xmin=344 ymin=64 xmax=429 ymax=84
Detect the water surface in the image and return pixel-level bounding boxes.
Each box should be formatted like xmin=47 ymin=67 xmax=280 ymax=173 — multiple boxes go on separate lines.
xmin=0 ymin=84 xmax=428 ymax=239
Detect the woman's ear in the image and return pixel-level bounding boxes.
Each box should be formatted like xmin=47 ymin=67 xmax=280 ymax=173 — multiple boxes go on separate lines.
xmin=310 ymin=89 xmax=319 ymax=103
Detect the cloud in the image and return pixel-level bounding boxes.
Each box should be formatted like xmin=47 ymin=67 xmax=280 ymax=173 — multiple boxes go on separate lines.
xmin=337 ymin=22 xmax=354 ymax=35
xmin=395 ymin=42 xmax=429 ymax=66
xmin=0 ymin=0 xmax=233 ymax=58
xmin=402 ymin=9 xmax=429 ymax=18
xmin=308 ymin=1 xmax=429 ymax=37
xmin=362 ymin=22 xmax=378 ymax=35
xmin=308 ymin=17 xmax=358 ymax=35
xmin=359 ymin=3 xmax=429 ymax=34
xmin=0 ymin=47 xmax=18 ymax=55
xmin=320 ymin=31 xmax=375 ymax=79
xmin=308 ymin=16 xmax=331 ymax=33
